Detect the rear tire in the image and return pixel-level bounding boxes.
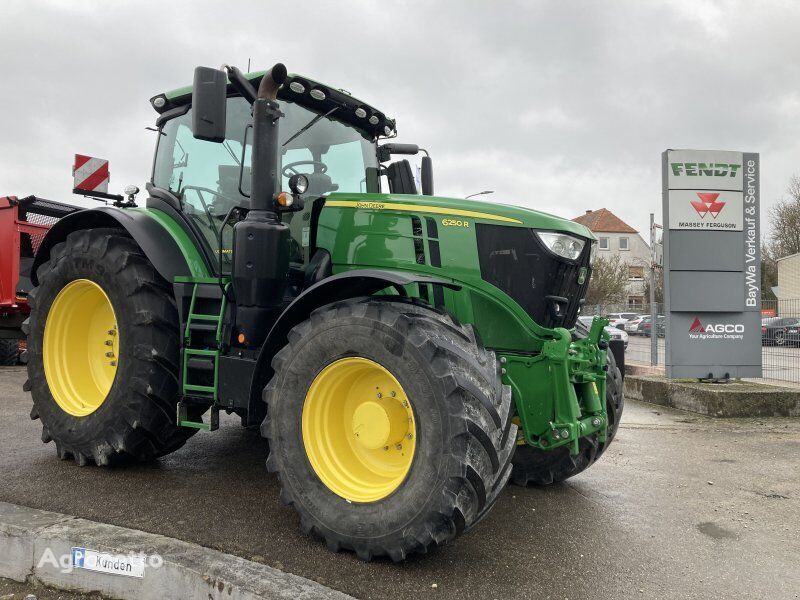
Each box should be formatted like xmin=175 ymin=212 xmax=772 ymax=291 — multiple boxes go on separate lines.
xmin=263 ymin=297 xmax=516 ymax=561
xmin=0 ymin=339 xmax=19 ymax=366
xmin=510 ymin=347 xmax=624 ymax=486
xmin=26 ymin=228 xmax=199 ymax=465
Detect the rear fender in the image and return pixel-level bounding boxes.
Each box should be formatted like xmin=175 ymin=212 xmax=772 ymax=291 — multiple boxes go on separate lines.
xmin=31 ymin=206 xmax=210 ymax=285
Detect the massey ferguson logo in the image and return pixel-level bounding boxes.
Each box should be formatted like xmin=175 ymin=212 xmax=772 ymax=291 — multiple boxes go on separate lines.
xmin=688 ymin=318 xmax=744 ymax=340
xmin=690 ymin=192 xmax=725 ymax=219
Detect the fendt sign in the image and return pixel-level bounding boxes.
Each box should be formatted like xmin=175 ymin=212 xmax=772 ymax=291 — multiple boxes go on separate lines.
xmin=662 ymin=149 xmax=762 ymax=379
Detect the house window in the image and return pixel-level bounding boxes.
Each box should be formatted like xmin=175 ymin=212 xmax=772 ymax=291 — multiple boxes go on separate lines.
xmin=619 ymin=237 xmax=629 ymax=250
xmin=628 ymin=266 xmax=644 ymax=280
xmin=598 ymin=237 xmax=609 ymax=250
xmin=627 ymin=296 xmax=644 ymax=308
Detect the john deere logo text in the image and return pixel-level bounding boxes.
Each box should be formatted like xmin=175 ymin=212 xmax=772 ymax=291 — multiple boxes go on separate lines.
xmin=671 ymin=163 xmax=741 ymax=177
xmin=688 ymin=318 xmax=744 ymax=340
xmin=690 ymin=192 xmax=725 ymax=219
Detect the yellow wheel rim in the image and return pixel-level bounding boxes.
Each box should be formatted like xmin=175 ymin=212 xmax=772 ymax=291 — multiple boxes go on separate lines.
xmin=302 ymin=357 xmax=417 ymax=503
xmin=43 ymin=279 xmax=119 ymax=417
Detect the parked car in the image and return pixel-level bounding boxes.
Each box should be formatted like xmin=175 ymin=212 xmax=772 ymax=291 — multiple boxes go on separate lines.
xmin=578 ymin=316 xmax=629 ymax=349
xmin=641 ymin=315 xmax=665 ymax=338
xmin=761 ymin=317 xmax=800 ymax=346
xmin=606 ymin=312 xmax=640 ymax=330
xmin=625 ymin=315 xmax=648 ymax=335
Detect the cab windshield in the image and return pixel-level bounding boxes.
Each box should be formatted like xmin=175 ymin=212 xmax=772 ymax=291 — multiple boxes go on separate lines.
xmin=152 ymin=96 xmax=378 ymax=271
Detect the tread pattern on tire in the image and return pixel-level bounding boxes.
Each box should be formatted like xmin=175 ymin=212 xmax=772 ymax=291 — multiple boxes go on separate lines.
xmin=26 ymin=228 xmax=198 ymax=466
xmin=262 ymin=297 xmax=517 ymax=561
xmin=0 ymin=338 xmax=19 ymax=366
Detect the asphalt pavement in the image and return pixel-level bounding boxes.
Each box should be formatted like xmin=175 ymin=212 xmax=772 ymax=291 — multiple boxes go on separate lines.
xmin=1 ymin=366 xmax=799 ymax=600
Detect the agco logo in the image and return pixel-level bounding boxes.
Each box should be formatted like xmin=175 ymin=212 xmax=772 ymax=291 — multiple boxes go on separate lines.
xmin=690 ymin=192 xmax=725 ymax=219
xmin=689 ymin=318 xmax=744 ymax=339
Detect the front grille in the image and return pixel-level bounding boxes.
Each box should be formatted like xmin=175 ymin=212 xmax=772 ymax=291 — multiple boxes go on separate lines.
xmin=476 ymin=224 xmax=591 ymax=329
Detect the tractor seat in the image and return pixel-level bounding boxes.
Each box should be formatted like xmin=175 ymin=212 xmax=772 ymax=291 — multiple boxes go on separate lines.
xmin=304 ymin=172 xmax=339 ymax=197
xmin=386 ymin=160 xmax=418 ymax=195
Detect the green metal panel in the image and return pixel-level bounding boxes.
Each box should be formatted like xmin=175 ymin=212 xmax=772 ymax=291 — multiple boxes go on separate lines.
xmin=315 ymin=192 xmax=586 ymax=352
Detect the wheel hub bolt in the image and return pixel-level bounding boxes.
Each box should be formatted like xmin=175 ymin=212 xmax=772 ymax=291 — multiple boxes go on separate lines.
xmin=560 ymin=429 xmax=569 ymax=438
xmin=592 ymin=418 xmax=601 ymax=426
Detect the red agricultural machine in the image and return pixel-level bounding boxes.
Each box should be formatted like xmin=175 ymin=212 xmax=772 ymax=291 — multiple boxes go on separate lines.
xmin=0 ymin=196 xmax=76 ymax=364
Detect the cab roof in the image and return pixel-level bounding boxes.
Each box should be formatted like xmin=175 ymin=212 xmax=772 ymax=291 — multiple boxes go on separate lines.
xmin=150 ymin=69 xmax=395 ymax=141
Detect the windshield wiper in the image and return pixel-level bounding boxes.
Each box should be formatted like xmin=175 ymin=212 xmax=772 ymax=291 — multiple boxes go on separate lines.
xmin=282 ymin=107 xmax=339 ymax=147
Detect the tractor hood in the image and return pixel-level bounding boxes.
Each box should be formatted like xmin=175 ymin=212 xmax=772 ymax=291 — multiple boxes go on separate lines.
xmin=325 ymin=193 xmax=595 ymax=240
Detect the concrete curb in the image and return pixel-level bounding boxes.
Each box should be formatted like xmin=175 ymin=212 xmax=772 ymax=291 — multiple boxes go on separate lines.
xmin=624 ymin=374 xmax=800 ymax=417
xmin=0 ymin=501 xmax=353 ymax=600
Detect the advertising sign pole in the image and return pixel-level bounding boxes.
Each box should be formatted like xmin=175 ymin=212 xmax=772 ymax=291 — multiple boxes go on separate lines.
xmin=662 ymin=150 xmax=761 ymax=379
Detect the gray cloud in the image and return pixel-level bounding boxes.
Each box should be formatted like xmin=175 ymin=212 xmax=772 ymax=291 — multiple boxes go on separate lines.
xmin=1 ymin=0 xmax=798 ymax=234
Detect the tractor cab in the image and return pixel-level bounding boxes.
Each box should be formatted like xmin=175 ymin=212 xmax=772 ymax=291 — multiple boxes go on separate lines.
xmin=149 ymin=71 xmax=426 ymax=273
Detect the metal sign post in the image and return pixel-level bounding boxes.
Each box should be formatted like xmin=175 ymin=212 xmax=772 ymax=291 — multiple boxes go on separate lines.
xmin=662 ymin=150 xmax=762 ymax=379
xmin=649 ymin=213 xmax=661 ymax=366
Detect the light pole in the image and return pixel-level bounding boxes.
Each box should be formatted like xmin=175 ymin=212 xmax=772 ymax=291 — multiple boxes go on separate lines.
xmin=466 ymin=190 xmax=494 ymax=199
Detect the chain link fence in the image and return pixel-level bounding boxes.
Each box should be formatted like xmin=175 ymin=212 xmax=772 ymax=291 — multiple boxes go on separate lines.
xmin=582 ymin=299 xmax=800 ymax=384
xmin=760 ymin=299 xmax=800 ymax=384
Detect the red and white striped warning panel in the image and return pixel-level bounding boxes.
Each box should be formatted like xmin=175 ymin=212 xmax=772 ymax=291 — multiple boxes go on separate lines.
xmin=73 ymin=154 xmax=110 ymax=193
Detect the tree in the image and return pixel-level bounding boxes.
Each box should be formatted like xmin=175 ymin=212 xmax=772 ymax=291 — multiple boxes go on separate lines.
xmin=768 ymin=176 xmax=800 ymax=258
xmin=761 ymin=243 xmax=778 ymax=301
xmin=585 ymin=255 xmax=628 ymax=309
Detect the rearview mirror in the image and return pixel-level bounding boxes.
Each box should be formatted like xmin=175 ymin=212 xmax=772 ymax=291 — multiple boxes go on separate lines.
xmin=421 ymin=155 xmax=434 ymax=196
xmin=191 ymin=66 xmax=227 ymax=142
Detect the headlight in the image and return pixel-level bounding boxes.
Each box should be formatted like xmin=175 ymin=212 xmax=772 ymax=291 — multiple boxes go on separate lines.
xmin=536 ymin=232 xmax=586 ymax=261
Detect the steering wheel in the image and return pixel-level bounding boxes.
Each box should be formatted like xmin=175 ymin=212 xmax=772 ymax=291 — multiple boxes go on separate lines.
xmin=282 ymin=160 xmax=328 ymax=179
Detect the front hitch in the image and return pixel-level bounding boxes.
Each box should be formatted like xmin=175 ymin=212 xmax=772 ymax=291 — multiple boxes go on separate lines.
xmin=502 ymin=316 xmax=610 ymax=456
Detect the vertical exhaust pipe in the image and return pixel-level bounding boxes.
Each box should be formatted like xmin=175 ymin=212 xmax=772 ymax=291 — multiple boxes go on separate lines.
xmin=232 ymin=63 xmax=290 ymax=346
xmin=249 ymin=63 xmax=288 ymax=213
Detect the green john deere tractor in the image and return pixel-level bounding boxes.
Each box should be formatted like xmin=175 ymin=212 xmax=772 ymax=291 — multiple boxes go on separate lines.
xmin=24 ymin=63 xmax=623 ymax=561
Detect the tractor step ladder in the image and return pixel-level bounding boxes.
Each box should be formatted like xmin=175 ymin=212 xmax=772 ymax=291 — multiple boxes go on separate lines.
xmin=175 ymin=277 xmax=230 ymax=431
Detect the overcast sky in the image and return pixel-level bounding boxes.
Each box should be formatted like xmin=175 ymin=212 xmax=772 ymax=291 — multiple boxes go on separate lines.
xmin=2 ymin=0 xmax=799 ymax=237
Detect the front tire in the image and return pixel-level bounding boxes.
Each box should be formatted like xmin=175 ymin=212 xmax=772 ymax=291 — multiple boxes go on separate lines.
xmin=263 ymin=298 xmax=516 ymax=561
xmin=26 ymin=228 xmax=198 ymax=465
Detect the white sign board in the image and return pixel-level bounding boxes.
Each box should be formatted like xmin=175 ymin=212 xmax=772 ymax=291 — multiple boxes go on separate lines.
xmin=71 ymin=547 xmax=146 ymax=578
xmin=668 ymin=189 xmax=743 ymax=231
